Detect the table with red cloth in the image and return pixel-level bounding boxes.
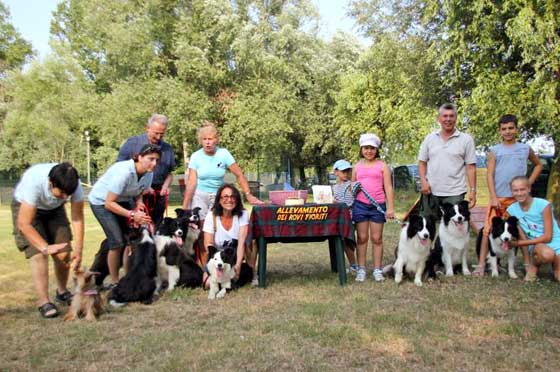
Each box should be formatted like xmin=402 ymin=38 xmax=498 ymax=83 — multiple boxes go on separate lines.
xmin=248 ymin=203 xmax=355 ymax=287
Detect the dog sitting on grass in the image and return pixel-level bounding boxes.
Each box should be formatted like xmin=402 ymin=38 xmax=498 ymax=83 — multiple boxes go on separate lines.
xmin=64 ymin=268 xmax=103 ymax=321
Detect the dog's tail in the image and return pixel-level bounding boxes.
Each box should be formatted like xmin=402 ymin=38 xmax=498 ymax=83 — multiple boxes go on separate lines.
xmin=382 ymin=263 xmax=394 ymax=276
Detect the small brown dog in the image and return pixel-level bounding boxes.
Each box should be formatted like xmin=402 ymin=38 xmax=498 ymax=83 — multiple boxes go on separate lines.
xmin=64 ymin=268 xmax=103 ymax=321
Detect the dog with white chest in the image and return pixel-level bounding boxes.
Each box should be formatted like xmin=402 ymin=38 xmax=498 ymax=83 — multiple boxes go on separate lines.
xmin=426 ymin=201 xmax=471 ymax=278
xmin=393 ymin=215 xmax=436 ymax=286
xmin=206 ymin=244 xmax=236 ymax=300
xmin=155 ymin=217 xmax=185 ymax=292
xmin=476 ymin=216 xmax=519 ymax=278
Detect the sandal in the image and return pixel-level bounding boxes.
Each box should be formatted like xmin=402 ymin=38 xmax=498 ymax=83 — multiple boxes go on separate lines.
xmin=472 ymin=266 xmax=485 ymax=277
xmin=38 ymin=302 xmax=59 ymax=318
xmin=55 ymin=290 xmax=73 ymax=306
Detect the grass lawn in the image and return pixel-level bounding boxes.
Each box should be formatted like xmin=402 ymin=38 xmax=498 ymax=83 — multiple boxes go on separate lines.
xmin=1 ymin=194 xmax=560 ymax=371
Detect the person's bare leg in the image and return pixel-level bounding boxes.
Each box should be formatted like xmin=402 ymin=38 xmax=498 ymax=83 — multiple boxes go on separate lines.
xmin=108 ymin=247 xmax=123 ymax=283
xmin=474 ymin=234 xmax=489 ymax=276
xmin=30 ymin=253 xmax=50 ymax=307
xmin=52 ymin=249 xmax=71 ymax=293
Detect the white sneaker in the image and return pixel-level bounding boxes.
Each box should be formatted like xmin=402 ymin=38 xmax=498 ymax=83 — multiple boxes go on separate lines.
xmin=373 ymin=269 xmax=385 ymax=282
xmin=251 ymin=277 xmax=259 ymax=287
xmin=355 ymin=269 xmax=366 ymax=282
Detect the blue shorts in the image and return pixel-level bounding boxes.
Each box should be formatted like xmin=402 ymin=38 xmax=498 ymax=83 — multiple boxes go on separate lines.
xmin=90 ymin=202 xmax=132 ymax=250
xmin=352 ymin=200 xmax=386 ymax=224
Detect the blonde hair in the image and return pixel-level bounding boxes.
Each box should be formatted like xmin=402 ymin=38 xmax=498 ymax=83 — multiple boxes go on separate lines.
xmin=197 ymin=121 xmax=219 ymax=145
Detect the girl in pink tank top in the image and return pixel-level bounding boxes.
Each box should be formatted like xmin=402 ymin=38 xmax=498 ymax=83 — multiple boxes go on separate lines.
xmin=351 ymin=133 xmax=395 ymax=282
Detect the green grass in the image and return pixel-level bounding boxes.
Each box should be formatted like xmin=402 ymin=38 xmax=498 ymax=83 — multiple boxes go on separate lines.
xmin=1 ymin=199 xmax=560 ymax=371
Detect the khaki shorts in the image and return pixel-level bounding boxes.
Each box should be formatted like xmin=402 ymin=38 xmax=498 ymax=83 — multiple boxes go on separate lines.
xmin=191 ymin=189 xmax=216 ymax=220
xmin=11 ymin=200 xmax=73 ymax=259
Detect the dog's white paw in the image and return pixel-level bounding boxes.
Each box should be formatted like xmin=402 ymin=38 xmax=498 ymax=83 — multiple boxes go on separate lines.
xmin=395 ymin=274 xmax=402 ymax=284
xmin=509 ymin=272 xmax=518 ymax=279
xmin=491 ymin=271 xmax=499 ymax=278
xmin=445 ymin=271 xmax=454 ymax=277
xmin=463 ymin=269 xmax=471 ymax=276
xmin=208 ymin=292 xmax=216 ymax=300
xmin=216 ymin=288 xmax=226 ymax=299
xmin=414 ymin=279 xmax=423 ymax=287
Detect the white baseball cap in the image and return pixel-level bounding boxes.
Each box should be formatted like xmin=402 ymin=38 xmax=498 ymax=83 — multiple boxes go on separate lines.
xmin=333 ymin=159 xmax=352 ymax=171
xmin=359 ymin=133 xmax=381 ymax=148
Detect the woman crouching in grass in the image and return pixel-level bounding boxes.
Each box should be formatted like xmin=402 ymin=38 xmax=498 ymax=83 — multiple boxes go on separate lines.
xmin=507 ymin=176 xmax=560 ymax=281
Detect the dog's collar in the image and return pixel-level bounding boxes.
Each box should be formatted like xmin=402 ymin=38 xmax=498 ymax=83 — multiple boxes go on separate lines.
xmin=83 ymin=289 xmax=99 ymax=296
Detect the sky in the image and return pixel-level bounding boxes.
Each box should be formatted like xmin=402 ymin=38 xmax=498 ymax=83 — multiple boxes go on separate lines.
xmin=3 ymin=0 xmax=364 ymax=60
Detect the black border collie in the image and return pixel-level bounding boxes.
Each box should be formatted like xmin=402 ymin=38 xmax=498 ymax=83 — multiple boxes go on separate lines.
xmin=392 ymin=215 xmax=436 ymax=286
xmin=175 ymin=207 xmax=201 ymax=258
xmin=426 ymin=201 xmax=471 ymax=278
xmin=476 ymin=216 xmax=519 ymax=278
xmin=159 ymin=243 xmax=203 ymax=288
xmin=109 ymin=227 xmax=158 ymax=306
xmin=155 ymin=217 xmax=185 ymax=292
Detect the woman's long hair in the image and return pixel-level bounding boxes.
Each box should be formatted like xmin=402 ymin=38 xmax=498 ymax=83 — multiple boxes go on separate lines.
xmin=212 ymin=184 xmax=244 ymax=217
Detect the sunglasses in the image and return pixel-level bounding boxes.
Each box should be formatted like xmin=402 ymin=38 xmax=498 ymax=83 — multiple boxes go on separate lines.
xmin=140 ymin=144 xmax=161 ymax=155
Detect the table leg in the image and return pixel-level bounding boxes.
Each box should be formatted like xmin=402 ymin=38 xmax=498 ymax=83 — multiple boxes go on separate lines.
xmin=257 ymin=237 xmax=267 ymax=288
xmin=328 ymin=238 xmax=337 ymax=272
xmin=334 ymin=236 xmax=347 ymax=286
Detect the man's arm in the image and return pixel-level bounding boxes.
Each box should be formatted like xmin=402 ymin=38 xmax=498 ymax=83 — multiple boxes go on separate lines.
xmin=466 ymin=163 xmax=477 ymax=208
xmin=527 ymin=148 xmax=543 ymax=186
xmin=17 ymin=202 xmax=67 ymax=255
xmin=486 ymin=152 xmax=498 ymax=207
xmin=161 ymin=173 xmax=173 ymax=195
xmin=418 ymin=160 xmax=431 ymax=195
xmin=70 ymin=200 xmax=85 ymax=269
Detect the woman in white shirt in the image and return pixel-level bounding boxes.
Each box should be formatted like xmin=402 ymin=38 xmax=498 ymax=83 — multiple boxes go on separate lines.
xmin=202 ymin=184 xmax=251 ymax=286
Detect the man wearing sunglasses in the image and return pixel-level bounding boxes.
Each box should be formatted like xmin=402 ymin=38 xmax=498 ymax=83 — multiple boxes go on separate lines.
xmin=118 ymin=114 xmax=176 ymax=226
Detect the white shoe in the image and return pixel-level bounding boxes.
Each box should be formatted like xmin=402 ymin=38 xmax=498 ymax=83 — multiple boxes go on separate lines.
xmin=251 ymin=277 xmax=259 ymax=287
xmin=373 ymin=269 xmax=385 ymax=282
xmin=355 ymin=269 xmax=366 ymax=282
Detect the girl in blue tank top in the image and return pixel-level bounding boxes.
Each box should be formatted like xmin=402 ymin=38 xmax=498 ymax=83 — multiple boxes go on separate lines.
xmin=507 ymin=176 xmax=560 ymax=281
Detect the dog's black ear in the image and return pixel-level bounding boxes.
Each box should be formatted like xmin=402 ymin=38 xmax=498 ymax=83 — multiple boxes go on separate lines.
xmin=192 ymin=207 xmax=201 ymax=216
xmin=207 ymin=245 xmax=218 ymax=258
xmin=507 ymin=216 xmax=520 ymax=238
xmin=175 ymin=208 xmax=185 ymax=218
xmin=424 ymin=216 xmax=436 ymax=240
xmin=459 ymin=200 xmax=470 ymax=210
xmin=491 ymin=216 xmax=503 ymax=228
xmin=407 ymin=215 xmax=420 ymax=239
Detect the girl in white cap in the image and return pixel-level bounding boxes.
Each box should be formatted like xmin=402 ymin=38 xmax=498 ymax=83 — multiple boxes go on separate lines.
xmin=352 ymin=133 xmax=394 ymax=282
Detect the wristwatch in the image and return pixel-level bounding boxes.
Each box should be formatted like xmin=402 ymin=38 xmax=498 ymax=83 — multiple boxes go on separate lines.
xmin=470 ymin=187 xmax=476 ymax=192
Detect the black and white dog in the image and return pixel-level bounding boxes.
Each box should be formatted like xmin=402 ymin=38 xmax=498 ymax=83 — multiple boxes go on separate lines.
xmin=109 ymin=227 xmax=158 ymax=306
xmin=207 ymin=245 xmax=236 ymax=299
xmin=426 ymin=201 xmax=471 ymax=278
xmin=206 ymin=239 xmax=253 ymax=299
xmin=393 ymin=215 xmax=436 ymax=286
xmin=154 ymin=217 xmax=185 ymax=292
xmin=175 ymin=207 xmax=201 ymax=258
xmin=476 ymin=216 xmax=519 ymax=278
xmin=159 ymin=243 xmax=203 ymax=288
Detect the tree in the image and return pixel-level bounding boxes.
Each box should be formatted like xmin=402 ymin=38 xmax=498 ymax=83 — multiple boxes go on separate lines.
xmin=0 ymin=1 xmax=33 ymax=74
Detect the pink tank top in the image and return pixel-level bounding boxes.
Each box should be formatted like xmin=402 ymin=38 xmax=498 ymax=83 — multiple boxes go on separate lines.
xmin=355 ymin=161 xmax=386 ymax=205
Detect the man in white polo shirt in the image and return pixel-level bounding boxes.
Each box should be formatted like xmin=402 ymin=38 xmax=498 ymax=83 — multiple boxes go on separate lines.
xmin=418 ymin=103 xmax=477 ymax=220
